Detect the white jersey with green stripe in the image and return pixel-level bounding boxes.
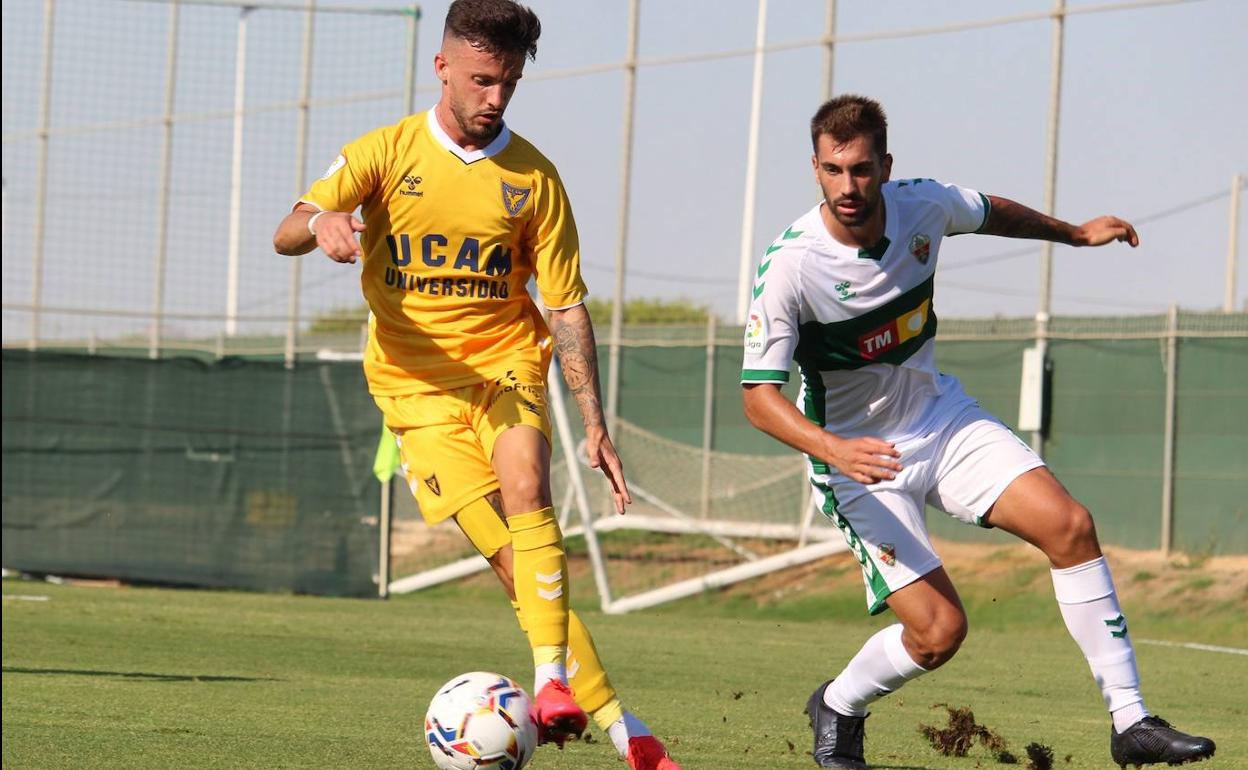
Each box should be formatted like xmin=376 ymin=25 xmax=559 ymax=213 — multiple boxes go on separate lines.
xmin=741 ymin=178 xmax=989 ymax=442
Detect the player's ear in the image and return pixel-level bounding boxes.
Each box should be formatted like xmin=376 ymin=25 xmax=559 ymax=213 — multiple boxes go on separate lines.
xmin=811 ymin=153 xmax=819 ymax=174
xmin=434 ymin=51 xmax=449 ymax=84
xmin=881 ymin=152 xmax=893 ymax=182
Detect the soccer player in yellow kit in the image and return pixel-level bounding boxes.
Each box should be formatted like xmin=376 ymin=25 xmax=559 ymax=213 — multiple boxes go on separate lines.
xmin=272 ymin=2 xmax=678 ymax=768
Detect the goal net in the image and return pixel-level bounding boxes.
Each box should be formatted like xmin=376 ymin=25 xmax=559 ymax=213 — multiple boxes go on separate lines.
xmin=389 ymin=368 xmax=848 ymax=613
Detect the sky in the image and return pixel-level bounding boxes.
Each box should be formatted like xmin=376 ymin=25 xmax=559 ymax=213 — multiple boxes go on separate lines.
xmin=2 ymin=0 xmax=1246 ymax=344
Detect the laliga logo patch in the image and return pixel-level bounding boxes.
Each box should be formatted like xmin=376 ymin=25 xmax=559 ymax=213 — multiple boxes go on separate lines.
xmin=909 ymin=233 xmax=931 ymax=265
xmin=744 ymin=313 xmax=766 ymax=354
xmin=879 ymin=543 xmax=896 ymax=567
xmin=320 ymin=154 xmax=346 ymax=180
xmin=500 ymin=180 xmax=532 ymax=217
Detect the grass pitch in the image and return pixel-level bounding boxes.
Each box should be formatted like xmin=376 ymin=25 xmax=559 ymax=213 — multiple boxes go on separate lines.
xmin=4 ymin=549 xmax=1246 ymax=769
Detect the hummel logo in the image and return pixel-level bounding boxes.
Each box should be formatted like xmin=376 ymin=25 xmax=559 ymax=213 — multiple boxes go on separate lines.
xmin=400 ymin=174 xmax=423 ymax=197
xmin=537 ymin=569 xmax=563 ymax=601
xmin=1105 ymin=614 xmax=1128 ymax=639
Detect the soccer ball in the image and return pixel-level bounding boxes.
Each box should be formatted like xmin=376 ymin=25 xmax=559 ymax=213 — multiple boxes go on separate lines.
xmin=425 ymin=671 xmax=538 ymax=770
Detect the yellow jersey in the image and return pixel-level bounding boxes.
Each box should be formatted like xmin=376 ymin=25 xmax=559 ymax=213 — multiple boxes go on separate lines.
xmin=300 ymin=109 xmax=587 ymax=395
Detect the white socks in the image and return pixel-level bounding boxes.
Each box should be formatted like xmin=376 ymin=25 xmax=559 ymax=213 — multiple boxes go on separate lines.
xmin=823 ymin=624 xmax=929 ymax=717
xmin=606 ymin=711 xmax=651 ymax=756
xmin=534 ymin=662 xmax=567 ymax=695
xmin=1051 ymin=556 xmax=1149 ymax=732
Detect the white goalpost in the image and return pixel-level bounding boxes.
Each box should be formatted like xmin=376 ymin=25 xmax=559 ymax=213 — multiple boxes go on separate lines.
xmin=386 ymin=358 xmax=849 ymax=614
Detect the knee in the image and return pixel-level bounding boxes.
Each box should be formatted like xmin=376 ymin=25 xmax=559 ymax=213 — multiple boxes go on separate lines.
xmin=500 ymin=473 xmax=548 ymax=512
xmin=905 ymin=611 xmax=968 ymax=670
xmin=1049 ymin=500 xmax=1099 ymax=564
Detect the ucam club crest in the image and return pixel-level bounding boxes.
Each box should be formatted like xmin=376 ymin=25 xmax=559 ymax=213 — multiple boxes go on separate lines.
xmin=500 ymin=180 xmax=532 ymax=217
xmin=909 ymin=233 xmax=931 ymax=265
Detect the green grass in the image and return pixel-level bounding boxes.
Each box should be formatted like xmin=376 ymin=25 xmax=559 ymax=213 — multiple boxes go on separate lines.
xmin=4 ymin=579 xmax=1246 ymax=769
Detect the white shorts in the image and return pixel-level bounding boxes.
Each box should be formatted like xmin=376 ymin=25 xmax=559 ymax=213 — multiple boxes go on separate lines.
xmin=811 ymin=403 xmax=1044 ymax=614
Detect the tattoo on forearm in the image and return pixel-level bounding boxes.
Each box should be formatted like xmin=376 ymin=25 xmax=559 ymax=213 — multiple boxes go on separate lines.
xmin=983 ymin=196 xmax=1075 ymax=244
xmin=549 ymin=309 xmax=606 ymax=430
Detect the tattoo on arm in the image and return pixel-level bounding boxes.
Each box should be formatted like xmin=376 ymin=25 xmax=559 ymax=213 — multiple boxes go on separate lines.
xmin=548 ymin=306 xmax=606 ymax=431
xmin=981 ymin=195 xmax=1076 ymax=244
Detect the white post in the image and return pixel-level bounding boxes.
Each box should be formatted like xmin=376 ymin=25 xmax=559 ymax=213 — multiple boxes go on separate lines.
xmin=549 ymin=364 xmax=614 ymax=611
xmin=735 ymin=0 xmax=769 ymax=322
xmin=1226 ymin=173 xmax=1242 ymax=313
xmin=285 ymin=1 xmax=315 ymax=368
xmin=1160 ymin=303 xmax=1178 ymax=555
xmin=151 ymin=1 xmax=180 ymax=360
xmin=1031 ymin=0 xmax=1065 ymax=454
xmin=225 ymin=6 xmax=252 ymax=338
xmin=699 ymin=314 xmax=717 ymax=519
xmin=30 ymin=0 xmax=56 ymax=350
xmin=821 ymin=0 xmax=837 ymax=100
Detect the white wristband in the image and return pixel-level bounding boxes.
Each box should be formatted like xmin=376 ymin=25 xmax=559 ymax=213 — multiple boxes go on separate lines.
xmin=307 ymin=210 xmax=328 ymax=236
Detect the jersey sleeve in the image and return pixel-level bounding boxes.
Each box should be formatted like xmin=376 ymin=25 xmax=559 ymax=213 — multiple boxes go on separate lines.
xmin=529 ymin=169 xmax=588 ymax=310
xmin=934 ymin=181 xmax=991 ymax=236
xmin=741 ymin=255 xmax=800 ymax=384
xmin=298 ymin=127 xmax=388 ymax=213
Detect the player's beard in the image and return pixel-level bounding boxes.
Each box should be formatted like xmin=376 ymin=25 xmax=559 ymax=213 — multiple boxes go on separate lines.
xmin=450 ymin=99 xmax=502 ymax=144
xmin=827 ymin=191 xmax=879 ymax=228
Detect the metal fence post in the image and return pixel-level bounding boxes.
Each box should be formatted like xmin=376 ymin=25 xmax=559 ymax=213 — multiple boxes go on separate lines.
xmin=1160 ymin=303 xmax=1179 ymax=555
xmin=700 ymin=314 xmax=717 ymax=519
xmin=1031 ymin=0 xmax=1066 ymax=456
xmin=30 ymin=0 xmax=56 ymax=351
xmin=1226 ymin=173 xmax=1242 ymax=313
xmin=150 ymin=0 xmax=180 ymax=360
xmin=821 ymin=0 xmax=837 ymax=100
xmin=735 ymin=0 xmax=768 ymax=322
xmin=225 ymin=5 xmax=252 ymax=338
xmin=285 ymin=0 xmax=316 ymax=368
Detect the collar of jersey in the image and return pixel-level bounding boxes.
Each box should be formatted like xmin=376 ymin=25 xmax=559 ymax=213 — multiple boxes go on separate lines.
xmin=426 ymin=108 xmax=511 ymax=164
xmin=813 ymin=183 xmax=898 ymax=261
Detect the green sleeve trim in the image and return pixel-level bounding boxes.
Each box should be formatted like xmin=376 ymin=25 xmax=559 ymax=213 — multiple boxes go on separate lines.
xmin=974 ymin=192 xmax=992 ymax=234
xmin=741 ymin=369 xmax=790 ymax=383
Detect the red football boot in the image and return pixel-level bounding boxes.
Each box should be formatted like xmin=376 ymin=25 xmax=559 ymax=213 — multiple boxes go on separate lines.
xmin=532 ymin=680 xmax=588 ymax=747
xmin=626 ymin=735 xmax=682 ymax=770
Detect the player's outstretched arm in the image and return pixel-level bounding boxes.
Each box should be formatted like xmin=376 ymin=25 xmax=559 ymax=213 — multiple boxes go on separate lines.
xmin=547 ymin=303 xmax=633 ymax=514
xmin=980 ymin=195 xmax=1139 ymax=248
xmin=273 ymin=202 xmax=366 ymax=262
xmin=743 ymin=383 xmax=901 ymax=485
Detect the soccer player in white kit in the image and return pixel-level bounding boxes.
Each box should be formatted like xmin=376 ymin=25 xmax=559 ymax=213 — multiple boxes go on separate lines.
xmin=740 ymin=95 xmax=1216 ymax=769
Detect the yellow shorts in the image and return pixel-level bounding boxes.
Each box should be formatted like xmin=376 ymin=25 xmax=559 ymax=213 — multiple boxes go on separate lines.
xmin=375 ymin=371 xmax=551 ymax=523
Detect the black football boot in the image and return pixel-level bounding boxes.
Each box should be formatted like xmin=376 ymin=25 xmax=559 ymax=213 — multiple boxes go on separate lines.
xmin=1110 ymin=715 xmax=1216 ymax=767
xmin=804 ymin=680 xmax=867 ymax=769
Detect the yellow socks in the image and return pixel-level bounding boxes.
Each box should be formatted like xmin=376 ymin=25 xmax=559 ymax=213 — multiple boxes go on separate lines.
xmin=508 ymin=508 xmax=569 ymax=668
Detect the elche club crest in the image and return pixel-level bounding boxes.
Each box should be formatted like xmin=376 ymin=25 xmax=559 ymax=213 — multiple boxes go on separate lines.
xmin=908 ymin=233 xmax=931 ymax=265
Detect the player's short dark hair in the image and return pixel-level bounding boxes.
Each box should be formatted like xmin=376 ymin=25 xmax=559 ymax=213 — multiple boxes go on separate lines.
xmin=444 ymin=0 xmax=541 ymax=61
xmin=810 ymin=95 xmax=888 ymax=158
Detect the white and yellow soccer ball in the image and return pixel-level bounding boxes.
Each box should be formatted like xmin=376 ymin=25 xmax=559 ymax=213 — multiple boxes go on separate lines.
xmin=425 ymin=672 xmax=538 ymax=770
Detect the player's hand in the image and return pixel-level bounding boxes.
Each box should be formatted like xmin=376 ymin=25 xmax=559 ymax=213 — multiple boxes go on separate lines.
xmin=1072 ymin=216 xmax=1138 ymax=248
xmin=585 ymin=426 xmax=631 ymax=515
xmin=823 ymin=435 xmax=902 ymax=485
xmin=315 ymin=212 xmax=367 ymax=263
